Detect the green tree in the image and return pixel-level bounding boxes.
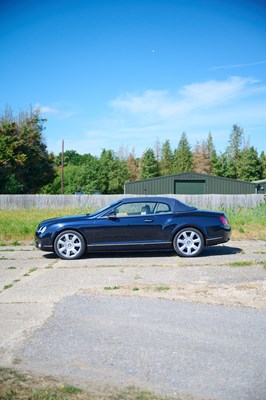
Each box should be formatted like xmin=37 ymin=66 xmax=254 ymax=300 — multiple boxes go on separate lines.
xmin=206 ymin=132 xmax=218 ymax=174
xmin=226 ymin=124 xmax=244 ymax=179
xmin=160 ymin=139 xmax=173 ymax=176
xmin=139 ymin=148 xmax=159 ymax=179
xmin=260 ymin=151 xmax=266 ymax=178
xmin=97 ymin=149 xmax=128 ymax=193
xmin=173 ymin=132 xmax=193 ymax=173
xmin=43 ymin=155 xmax=101 ymax=194
xmin=212 ymin=152 xmax=232 ymax=178
xmin=237 ymin=146 xmax=262 ymax=181
xmin=0 ymin=107 xmax=56 ymax=193
xmin=55 ymin=150 xmax=83 ymax=167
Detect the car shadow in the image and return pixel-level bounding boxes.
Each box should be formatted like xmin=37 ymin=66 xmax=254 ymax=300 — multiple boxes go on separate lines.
xmin=42 ymin=244 xmax=243 ymax=260
xmin=200 ymin=244 xmax=243 ymax=257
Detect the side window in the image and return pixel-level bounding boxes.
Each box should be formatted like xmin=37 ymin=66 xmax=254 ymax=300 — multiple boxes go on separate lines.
xmin=103 ymin=202 xmax=155 ymax=217
xmin=156 ymin=202 xmax=170 ymax=214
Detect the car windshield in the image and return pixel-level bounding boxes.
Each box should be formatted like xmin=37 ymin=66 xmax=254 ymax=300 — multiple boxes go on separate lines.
xmin=87 ymin=200 xmax=122 ymax=218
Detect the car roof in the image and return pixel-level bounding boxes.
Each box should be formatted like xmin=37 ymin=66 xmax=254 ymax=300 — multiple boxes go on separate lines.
xmin=120 ymin=196 xmax=197 ymax=212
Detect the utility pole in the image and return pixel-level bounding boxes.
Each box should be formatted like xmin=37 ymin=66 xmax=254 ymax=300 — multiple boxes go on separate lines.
xmin=61 ymin=140 xmax=64 ymax=194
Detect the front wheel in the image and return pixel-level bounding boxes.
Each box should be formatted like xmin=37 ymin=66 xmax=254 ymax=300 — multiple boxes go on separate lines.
xmin=54 ymin=230 xmax=86 ymax=260
xmin=173 ymin=228 xmax=204 ymax=257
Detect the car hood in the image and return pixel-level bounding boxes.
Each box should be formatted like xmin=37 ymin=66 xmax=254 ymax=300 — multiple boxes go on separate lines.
xmin=39 ymin=214 xmax=89 ymax=226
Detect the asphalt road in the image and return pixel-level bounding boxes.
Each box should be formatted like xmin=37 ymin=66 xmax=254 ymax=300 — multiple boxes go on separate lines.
xmin=16 ymin=295 xmax=266 ymax=400
xmin=0 ymin=240 xmax=266 ymax=399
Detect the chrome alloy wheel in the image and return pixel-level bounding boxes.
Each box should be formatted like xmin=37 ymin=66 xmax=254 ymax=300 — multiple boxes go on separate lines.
xmin=173 ymin=228 xmax=204 ymax=257
xmin=54 ymin=230 xmax=86 ymax=260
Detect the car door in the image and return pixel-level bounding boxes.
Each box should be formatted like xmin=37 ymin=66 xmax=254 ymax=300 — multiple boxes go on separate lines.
xmin=90 ymin=201 xmax=169 ymax=249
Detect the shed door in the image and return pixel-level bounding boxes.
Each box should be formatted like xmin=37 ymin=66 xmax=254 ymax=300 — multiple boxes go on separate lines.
xmin=174 ymin=179 xmax=205 ymax=194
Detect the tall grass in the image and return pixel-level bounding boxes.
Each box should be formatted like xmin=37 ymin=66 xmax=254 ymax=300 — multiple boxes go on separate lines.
xmin=224 ymin=202 xmax=266 ymax=240
xmin=0 ymin=203 xmax=265 ymax=243
xmin=0 ymin=207 xmax=90 ymax=243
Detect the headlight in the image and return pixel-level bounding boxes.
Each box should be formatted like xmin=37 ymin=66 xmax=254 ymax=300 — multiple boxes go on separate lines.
xmin=37 ymin=226 xmax=47 ymax=234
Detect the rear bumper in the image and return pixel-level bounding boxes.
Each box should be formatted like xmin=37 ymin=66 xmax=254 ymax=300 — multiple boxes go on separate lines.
xmin=206 ymin=227 xmax=231 ymax=246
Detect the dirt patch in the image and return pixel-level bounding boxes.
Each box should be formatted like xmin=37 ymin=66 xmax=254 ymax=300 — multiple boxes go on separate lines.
xmin=81 ymin=280 xmax=266 ymax=309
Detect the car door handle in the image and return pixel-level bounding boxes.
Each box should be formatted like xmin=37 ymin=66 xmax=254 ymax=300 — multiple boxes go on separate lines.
xmin=145 ymin=219 xmax=154 ymax=223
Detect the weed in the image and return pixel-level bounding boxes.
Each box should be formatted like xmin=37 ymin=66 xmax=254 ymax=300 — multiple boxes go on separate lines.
xmin=0 ymin=368 xmax=171 ymax=400
xmin=154 ymin=285 xmax=170 ymax=292
xmin=7 ymin=266 xmax=16 ymax=270
xmin=132 ymin=287 xmax=140 ymax=291
xmin=11 ymin=240 xmax=21 ymax=246
xmin=24 ymin=267 xmax=37 ymax=277
xmin=258 ymin=261 xmax=266 ymax=269
xmin=12 ymin=358 xmax=22 ymax=365
xmin=4 ymin=284 xmax=13 ymax=290
xmin=229 ymin=260 xmax=254 ymax=267
xmin=61 ymin=384 xmax=83 ymax=394
xmin=104 ymin=286 xmax=121 ymax=290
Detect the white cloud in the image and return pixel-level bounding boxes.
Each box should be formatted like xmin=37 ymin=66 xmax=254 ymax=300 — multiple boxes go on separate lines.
xmin=47 ymin=76 xmax=266 ymax=156
xmin=110 ymin=77 xmax=261 ymax=119
xmin=210 ymin=61 xmax=266 ymax=71
xmin=34 ymin=103 xmax=59 ymax=114
xmin=110 ymin=90 xmax=169 ymax=114
xmin=34 ymin=102 xmax=79 ymax=118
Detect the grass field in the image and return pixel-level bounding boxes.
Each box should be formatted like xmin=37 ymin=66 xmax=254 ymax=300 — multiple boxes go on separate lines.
xmin=0 ymin=203 xmax=265 ymax=244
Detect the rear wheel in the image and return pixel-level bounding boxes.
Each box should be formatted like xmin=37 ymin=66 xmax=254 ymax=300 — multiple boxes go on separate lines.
xmin=173 ymin=228 xmax=204 ymax=257
xmin=54 ymin=230 xmax=86 ymax=260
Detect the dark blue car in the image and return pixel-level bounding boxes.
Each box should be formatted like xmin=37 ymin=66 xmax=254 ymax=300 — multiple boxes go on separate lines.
xmin=35 ymin=196 xmax=231 ymax=260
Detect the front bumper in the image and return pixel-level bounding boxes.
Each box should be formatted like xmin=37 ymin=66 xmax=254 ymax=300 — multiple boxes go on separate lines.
xmin=35 ymin=236 xmax=53 ymax=252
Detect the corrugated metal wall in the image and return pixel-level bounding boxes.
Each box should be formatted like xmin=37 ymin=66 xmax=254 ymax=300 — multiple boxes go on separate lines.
xmin=124 ymin=172 xmax=256 ymax=194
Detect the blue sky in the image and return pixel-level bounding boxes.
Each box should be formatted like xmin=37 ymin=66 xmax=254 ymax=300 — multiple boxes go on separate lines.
xmin=1 ymin=0 xmax=266 ymax=157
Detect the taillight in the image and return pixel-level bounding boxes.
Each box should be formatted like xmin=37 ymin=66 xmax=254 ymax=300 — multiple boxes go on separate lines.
xmin=219 ymin=215 xmax=229 ymax=226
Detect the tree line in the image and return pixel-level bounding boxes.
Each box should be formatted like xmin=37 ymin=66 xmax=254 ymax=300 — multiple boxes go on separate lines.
xmin=0 ymin=107 xmax=265 ymax=194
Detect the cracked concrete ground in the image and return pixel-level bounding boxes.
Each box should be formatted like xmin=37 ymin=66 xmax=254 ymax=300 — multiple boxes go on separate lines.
xmin=0 ymin=240 xmax=265 ymax=368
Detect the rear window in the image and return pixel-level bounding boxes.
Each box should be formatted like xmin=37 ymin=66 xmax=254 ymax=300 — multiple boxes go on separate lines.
xmin=156 ymin=203 xmax=171 ymax=213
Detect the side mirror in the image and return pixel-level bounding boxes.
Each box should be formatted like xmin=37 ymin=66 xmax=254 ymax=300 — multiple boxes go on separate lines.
xmin=107 ymin=211 xmax=117 ymax=220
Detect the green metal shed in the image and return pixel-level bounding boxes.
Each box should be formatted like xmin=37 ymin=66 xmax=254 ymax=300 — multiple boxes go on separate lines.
xmin=124 ymin=172 xmax=256 ymax=195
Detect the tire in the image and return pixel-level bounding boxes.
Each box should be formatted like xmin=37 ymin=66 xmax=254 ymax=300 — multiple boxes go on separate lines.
xmin=54 ymin=230 xmax=86 ymax=260
xmin=173 ymin=228 xmax=204 ymax=257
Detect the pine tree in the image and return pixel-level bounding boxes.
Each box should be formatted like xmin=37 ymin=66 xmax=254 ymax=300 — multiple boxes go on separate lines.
xmin=173 ymin=132 xmax=193 ymax=173
xmin=260 ymin=151 xmax=266 ymax=178
xmin=212 ymin=153 xmax=231 ymax=178
xmin=206 ymin=132 xmax=218 ymax=174
xmin=237 ymin=146 xmax=262 ymax=181
xmin=160 ymin=139 xmax=173 ymax=176
xmin=139 ymin=148 xmax=159 ymax=179
xmin=226 ymin=124 xmax=244 ymax=179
